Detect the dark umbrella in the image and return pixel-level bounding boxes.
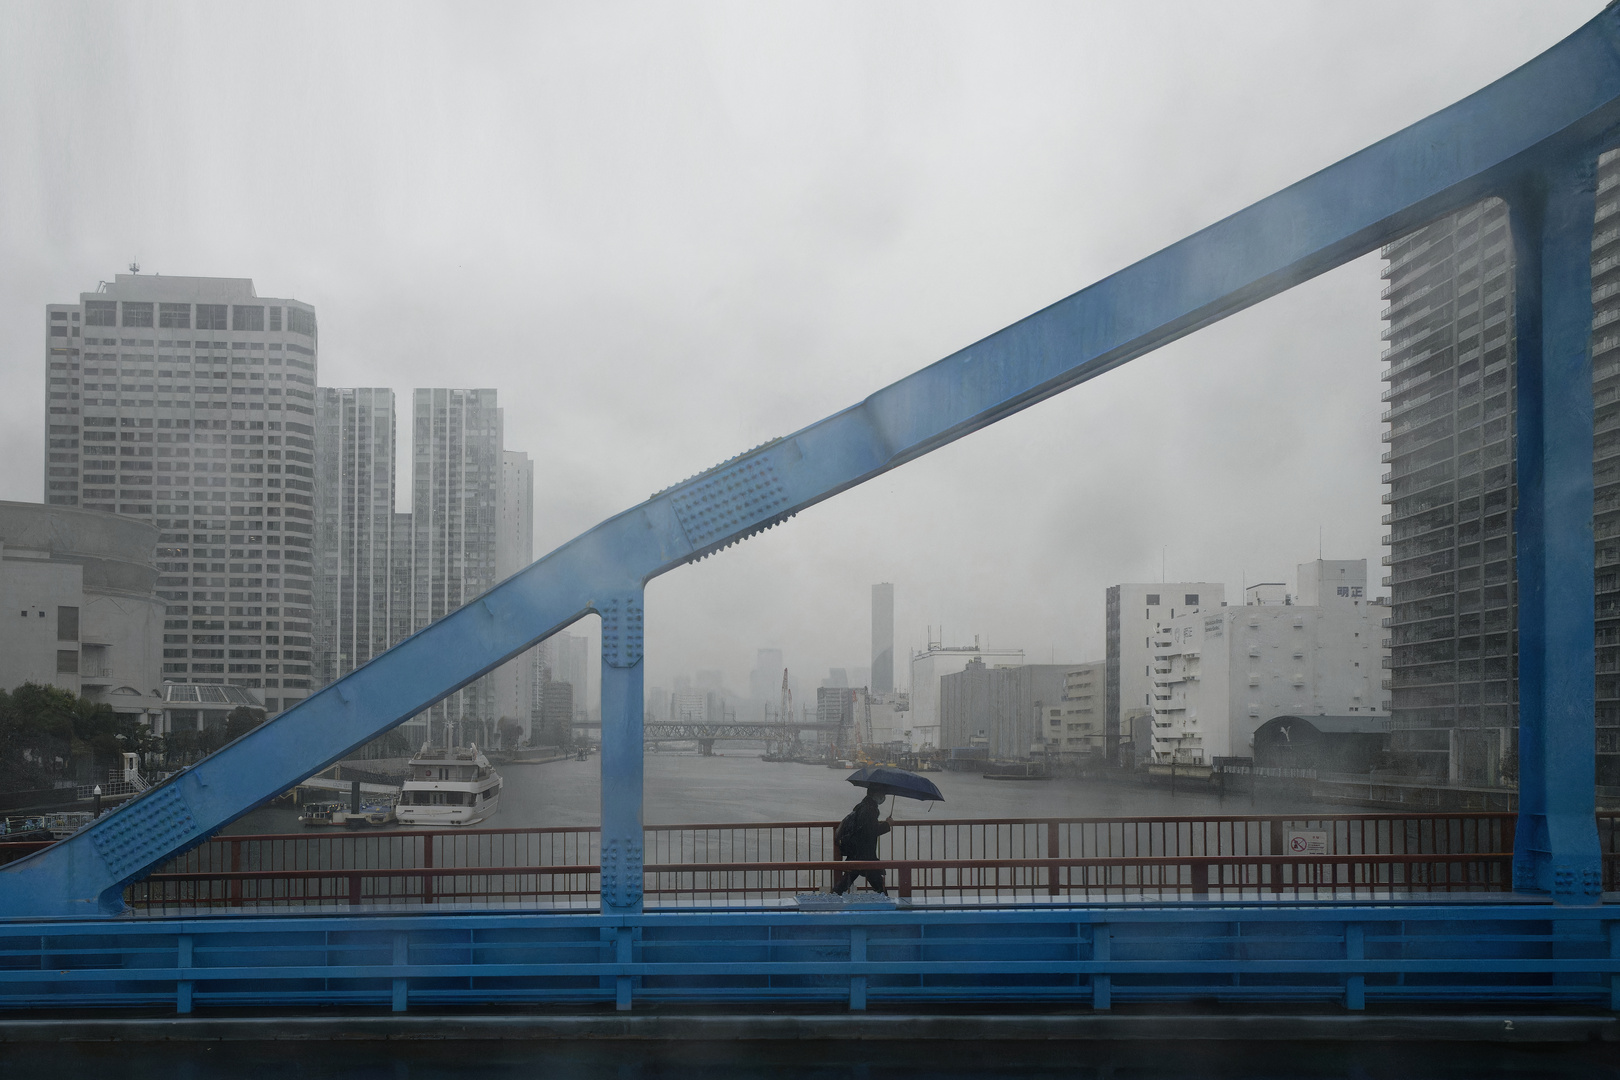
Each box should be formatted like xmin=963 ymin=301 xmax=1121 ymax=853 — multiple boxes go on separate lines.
xmin=846 ymin=765 xmax=944 ymax=802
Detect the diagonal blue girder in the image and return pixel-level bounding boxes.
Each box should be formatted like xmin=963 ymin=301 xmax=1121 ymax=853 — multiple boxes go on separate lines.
xmin=7 ymin=10 xmax=1620 ymax=917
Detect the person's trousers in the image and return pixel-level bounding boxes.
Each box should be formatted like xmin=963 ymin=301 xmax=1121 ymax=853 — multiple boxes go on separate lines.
xmin=833 ymin=866 xmax=886 ymax=895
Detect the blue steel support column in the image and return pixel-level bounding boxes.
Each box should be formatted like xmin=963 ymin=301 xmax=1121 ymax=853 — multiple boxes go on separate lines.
xmin=597 ymin=590 xmax=644 ymax=1012
xmin=598 ymin=590 xmax=646 ymax=919
xmin=1510 ymin=153 xmax=1605 ymax=904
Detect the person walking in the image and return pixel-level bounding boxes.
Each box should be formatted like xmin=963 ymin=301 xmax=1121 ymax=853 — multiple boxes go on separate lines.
xmin=833 ymin=788 xmax=893 ymax=895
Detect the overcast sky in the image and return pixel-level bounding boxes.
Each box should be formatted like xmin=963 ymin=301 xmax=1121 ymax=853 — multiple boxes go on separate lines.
xmin=0 ymin=1 xmax=1600 ymax=701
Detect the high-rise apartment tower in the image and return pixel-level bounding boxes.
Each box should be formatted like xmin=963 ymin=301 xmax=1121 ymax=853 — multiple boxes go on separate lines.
xmin=314 ymin=388 xmax=398 ymax=686
xmin=1381 ymin=155 xmax=1620 ymax=787
xmin=407 ymin=389 xmax=503 ymax=740
xmin=1379 ymin=201 xmax=1519 ymax=782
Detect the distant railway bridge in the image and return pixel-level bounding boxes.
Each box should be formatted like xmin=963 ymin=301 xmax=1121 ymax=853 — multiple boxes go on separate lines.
xmin=644 ymin=720 xmax=844 ymax=754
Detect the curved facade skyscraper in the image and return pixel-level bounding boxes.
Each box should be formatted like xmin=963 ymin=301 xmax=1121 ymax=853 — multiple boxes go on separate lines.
xmin=43 ymin=274 xmax=317 ymax=715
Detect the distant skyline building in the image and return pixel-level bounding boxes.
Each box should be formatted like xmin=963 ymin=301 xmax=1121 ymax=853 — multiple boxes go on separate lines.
xmin=533 ymin=629 xmax=589 ymax=733
xmin=1105 ymin=583 xmax=1225 ymax=765
xmin=43 ymin=274 xmax=319 ymax=714
xmin=871 ymin=582 xmax=894 ymax=694
xmin=748 ymin=648 xmax=788 ymax=718
xmin=314 ymin=388 xmax=398 ymax=686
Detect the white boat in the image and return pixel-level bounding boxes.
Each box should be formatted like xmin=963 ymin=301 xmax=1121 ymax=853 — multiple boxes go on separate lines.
xmin=298 ymin=801 xmax=344 ymax=826
xmin=395 ymin=743 xmax=502 ymax=827
xmin=43 ymin=812 xmax=93 ymax=840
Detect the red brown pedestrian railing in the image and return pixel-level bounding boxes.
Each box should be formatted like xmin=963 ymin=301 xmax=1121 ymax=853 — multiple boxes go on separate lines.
xmin=104 ymin=810 xmax=1598 ymax=913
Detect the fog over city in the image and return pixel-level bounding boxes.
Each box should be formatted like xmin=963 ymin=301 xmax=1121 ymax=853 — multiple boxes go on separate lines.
xmin=0 ymin=1 xmax=1595 ymax=696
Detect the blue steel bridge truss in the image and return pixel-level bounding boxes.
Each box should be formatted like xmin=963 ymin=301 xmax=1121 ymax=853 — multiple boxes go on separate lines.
xmin=5 ymin=6 xmax=1620 ymax=1012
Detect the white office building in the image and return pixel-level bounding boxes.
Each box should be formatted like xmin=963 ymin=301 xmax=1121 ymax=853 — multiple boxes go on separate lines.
xmin=1149 ymin=560 xmax=1390 ymax=764
xmin=1105 ymin=582 xmax=1226 ymax=763
xmin=43 ymin=274 xmax=318 ymax=713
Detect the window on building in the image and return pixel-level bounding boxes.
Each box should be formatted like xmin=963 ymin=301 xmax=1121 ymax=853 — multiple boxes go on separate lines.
xmin=56 ymin=649 xmax=78 ymax=674
xmin=287 ymin=308 xmax=315 ymax=336
xmin=159 ymin=303 xmax=191 ymax=328
xmin=268 ymin=306 xmax=283 ymax=331
xmin=122 ymin=302 xmax=154 ymax=327
xmin=196 ymin=304 xmax=227 ymax=330
xmin=57 ymin=606 xmax=79 ymax=642
xmin=1185 ymin=594 xmax=1198 ymax=605
xmin=1145 ymin=594 xmax=1160 ymax=606
xmin=232 ymin=305 xmax=265 ymax=331
xmin=85 ymin=301 xmax=116 ymax=326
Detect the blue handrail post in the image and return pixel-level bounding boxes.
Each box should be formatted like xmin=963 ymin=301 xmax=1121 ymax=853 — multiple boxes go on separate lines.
xmin=1509 ymin=150 xmax=1604 ymax=904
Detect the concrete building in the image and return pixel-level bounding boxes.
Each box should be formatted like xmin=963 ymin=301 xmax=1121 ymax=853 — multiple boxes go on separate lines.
xmin=909 ymin=635 xmax=1025 ymax=751
xmin=940 ymin=660 xmax=1072 ymax=759
xmin=866 ymin=692 xmax=911 ymax=746
xmin=0 ymin=501 xmax=165 ymax=723
xmin=44 ymin=274 xmax=318 ymax=713
xmin=1105 ymin=583 xmax=1225 ymax=764
xmin=1149 ymin=560 xmax=1389 ymax=766
xmin=871 ymin=583 xmax=894 ymax=694
xmin=314 ymin=388 xmax=398 ymax=686
xmin=1051 ymin=660 xmax=1106 ymax=759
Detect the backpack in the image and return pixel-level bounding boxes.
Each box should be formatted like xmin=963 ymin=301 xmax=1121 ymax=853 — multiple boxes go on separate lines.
xmin=835 ymin=809 xmax=859 ymax=850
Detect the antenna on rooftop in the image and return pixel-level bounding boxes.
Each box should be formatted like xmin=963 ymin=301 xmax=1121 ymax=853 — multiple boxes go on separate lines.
xmin=129 ymin=260 xmax=140 ymax=274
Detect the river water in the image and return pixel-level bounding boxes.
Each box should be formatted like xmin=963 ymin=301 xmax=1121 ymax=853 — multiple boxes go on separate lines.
xmin=228 ymin=750 xmax=1362 ymax=835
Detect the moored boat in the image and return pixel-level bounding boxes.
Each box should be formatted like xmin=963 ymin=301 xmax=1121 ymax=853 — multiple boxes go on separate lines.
xmin=395 ymin=743 xmax=502 ymax=827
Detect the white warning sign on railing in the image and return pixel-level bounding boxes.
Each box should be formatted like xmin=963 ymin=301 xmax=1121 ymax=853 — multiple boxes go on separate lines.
xmin=1284 ymin=828 xmax=1329 ymax=856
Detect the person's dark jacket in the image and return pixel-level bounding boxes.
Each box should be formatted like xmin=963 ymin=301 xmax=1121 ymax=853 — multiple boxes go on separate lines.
xmin=842 ymin=795 xmax=891 ymax=860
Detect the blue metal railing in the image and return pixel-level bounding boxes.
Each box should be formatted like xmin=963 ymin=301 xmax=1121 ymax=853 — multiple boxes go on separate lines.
xmin=0 ymin=905 xmax=1612 ymax=1014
